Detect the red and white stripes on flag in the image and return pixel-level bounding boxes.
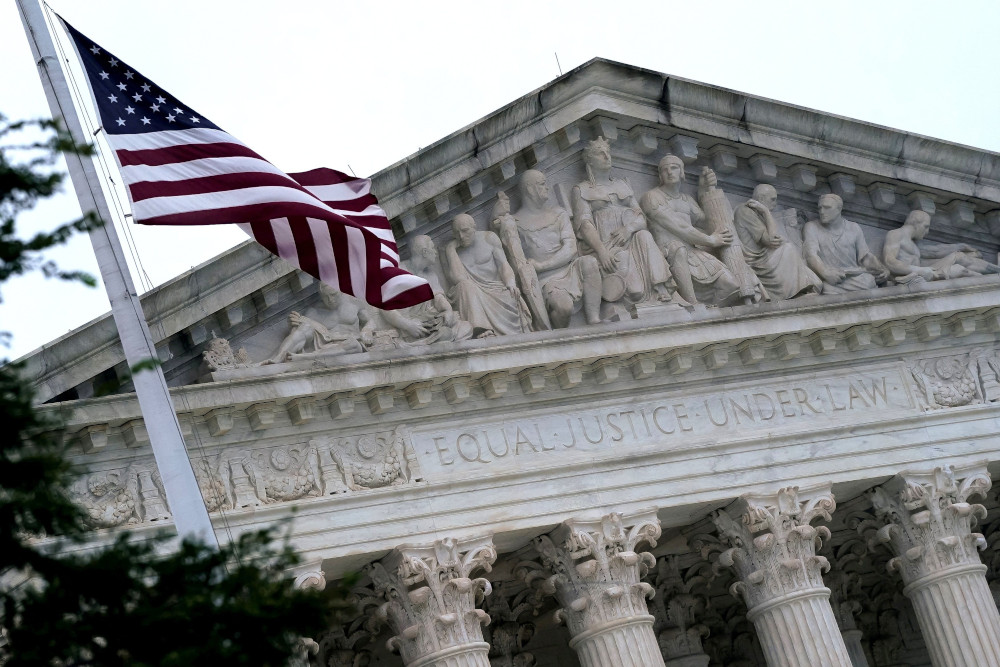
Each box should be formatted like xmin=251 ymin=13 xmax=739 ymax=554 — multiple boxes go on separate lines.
xmin=107 ymin=127 xmax=432 ymax=310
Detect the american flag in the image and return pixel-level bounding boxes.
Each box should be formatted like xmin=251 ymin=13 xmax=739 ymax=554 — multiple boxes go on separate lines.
xmin=60 ymin=17 xmax=432 ymax=310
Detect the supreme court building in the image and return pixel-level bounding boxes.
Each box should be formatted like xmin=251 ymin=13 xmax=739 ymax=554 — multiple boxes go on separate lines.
xmin=21 ymin=59 xmax=1000 ymax=666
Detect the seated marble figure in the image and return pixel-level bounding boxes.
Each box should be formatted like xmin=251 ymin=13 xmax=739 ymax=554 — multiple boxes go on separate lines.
xmin=381 ymin=234 xmax=474 ymax=345
xmin=639 ymin=154 xmax=743 ymax=307
xmin=733 ymin=184 xmax=822 ymax=299
xmin=494 ymin=170 xmax=603 ymax=329
xmin=803 ymin=193 xmax=888 ymax=293
xmin=441 ymin=213 xmax=531 ymax=337
xmin=570 ymin=137 xmax=676 ymax=307
xmin=262 ymin=284 xmax=374 ymax=364
xmin=882 ymin=210 xmax=999 ymax=284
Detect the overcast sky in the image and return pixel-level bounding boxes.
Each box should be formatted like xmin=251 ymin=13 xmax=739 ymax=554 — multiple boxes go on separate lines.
xmin=2 ymin=0 xmax=999 ymax=360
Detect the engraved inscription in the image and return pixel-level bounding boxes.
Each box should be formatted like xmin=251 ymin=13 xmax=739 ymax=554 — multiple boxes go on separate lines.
xmin=412 ymin=371 xmax=911 ymax=475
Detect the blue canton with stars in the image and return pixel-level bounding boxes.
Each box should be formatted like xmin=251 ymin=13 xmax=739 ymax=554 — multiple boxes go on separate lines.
xmin=62 ymin=19 xmax=220 ymax=136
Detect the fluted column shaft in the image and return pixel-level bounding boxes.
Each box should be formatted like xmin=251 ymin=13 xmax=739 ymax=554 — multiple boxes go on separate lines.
xmin=866 ymin=464 xmax=1000 ymax=667
xmin=519 ymin=509 xmax=665 ymax=667
xmin=904 ymin=564 xmax=1000 ymax=667
xmin=410 ymin=643 xmax=491 ymax=667
xmin=570 ymin=615 xmax=663 ymax=667
xmin=712 ymin=484 xmax=852 ymax=667
xmin=746 ymin=588 xmax=852 ymax=667
xmin=840 ymin=629 xmax=869 ymax=667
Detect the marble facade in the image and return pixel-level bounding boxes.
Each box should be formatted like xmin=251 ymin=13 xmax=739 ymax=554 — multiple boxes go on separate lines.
xmin=18 ymin=59 xmax=1000 ymax=666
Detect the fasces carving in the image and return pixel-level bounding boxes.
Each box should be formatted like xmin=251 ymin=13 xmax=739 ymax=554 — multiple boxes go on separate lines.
xmin=733 ymin=184 xmax=821 ymax=300
xmin=202 ymin=335 xmax=252 ymax=372
xmin=69 ymin=466 xmax=170 ymax=528
xmin=370 ymin=536 xmax=497 ymax=666
xmin=382 ymin=235 xmax=473 ymax=346
xmin=883 ymin=210 xmax=999 ymax=285
xmin=973 ymin=347 xmax=1000 ymax=403
xmin=262 ymin=285 xmax=375 ymax=364
xmin=494 ymin=170 xmax=602 ymax=329
xmin=803 ymin=193 xmax=889 ymax=293
xmin=712 ymin=485 xmax=853 ymax=667
xmin=571 ymin=138 xmax=675 ymax=310
xmin=907 ymin=351 xmax=984 ymax=409
xmin=639 ymin=155 xmax=745 ymax=308
xmin=519 ymin=509 xmax=666 ymax=667
xmin=863 ymin=464 xmax=1000 ymax=667
xmin=443 ymin=213 xmax=531 ymax=337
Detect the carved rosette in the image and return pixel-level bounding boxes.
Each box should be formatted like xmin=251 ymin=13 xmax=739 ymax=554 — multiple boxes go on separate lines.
xmin=712 ymin=484 xmax=852 ymax=667
xmin=865 ymin=464 xmax=1000 ymax=667
xmin=522 ymin=509 xmax=665 ymax=667
xmin=370 ymin=536 xmax=496 ymax=667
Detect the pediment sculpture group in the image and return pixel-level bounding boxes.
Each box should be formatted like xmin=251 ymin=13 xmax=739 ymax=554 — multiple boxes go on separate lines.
xmin=259 ymin=138 xmax=999 ymax=365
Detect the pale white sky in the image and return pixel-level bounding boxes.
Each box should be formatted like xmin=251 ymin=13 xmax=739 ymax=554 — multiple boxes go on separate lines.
xmin=2 ymin=0 xmax=999 ymax=360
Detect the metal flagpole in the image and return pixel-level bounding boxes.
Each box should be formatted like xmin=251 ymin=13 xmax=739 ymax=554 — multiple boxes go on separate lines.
xmin=17 ymin=0 xmax=218 ymax=547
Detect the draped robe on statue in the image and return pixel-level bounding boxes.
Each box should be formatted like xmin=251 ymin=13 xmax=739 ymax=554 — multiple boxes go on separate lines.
xmin=734 ymin=203 xmax=821 ymax=299
xmin=803 ymin=219 xmax=878 ymax=293
xmin=445 ymin=233 xmax=530 ymax=336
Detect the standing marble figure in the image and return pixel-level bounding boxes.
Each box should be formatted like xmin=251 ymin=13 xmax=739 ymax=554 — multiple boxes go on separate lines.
xmin=734 ymin=184 xmax=821 ymax=299
xmin=506 ymin=170 xmax=603 ymax=328
xmin=442 ymin=214 xmax=531 ymax=337
xmin=803 ymin=193 xmax=888 ymax=293
xmin=639 ymin=154 xmax=743 ymax=307
xmin=570 ymin=137 xmax=676 ymax=307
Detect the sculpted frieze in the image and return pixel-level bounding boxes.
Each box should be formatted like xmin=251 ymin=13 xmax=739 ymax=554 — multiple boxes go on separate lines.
xmin=907 ymin=347 xmax=1000 ymax=409
xmin=69 ymin=427 xmax=422 ymax=531
xmin=69 ymin=465 xmax=170 ymax=529
xmin=210 ymin=132 xmax=999 ymax=372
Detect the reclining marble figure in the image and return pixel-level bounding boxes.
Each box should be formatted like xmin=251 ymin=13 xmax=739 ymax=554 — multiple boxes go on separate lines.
xmin=570 ymin=137 xmax=676 ymax=307
xmin=803 ymin=193 xmax=889 ymax=293
xmin=262 ymin=284 xmax=374 ymax=364
xmin=733 ymin=184 xmax=822 ymax=299
xmin=639 ymin=154 xmax=744 ymax=307
xmin=882 ymin=210 xmax=1000 ymax=284
xmin=381 ymin=235 xmax=473 ymax=345
xmin=442 ymin=213 xmax=532 ymax=337
xmin=494 ymin=170 xmax=603 ymax=329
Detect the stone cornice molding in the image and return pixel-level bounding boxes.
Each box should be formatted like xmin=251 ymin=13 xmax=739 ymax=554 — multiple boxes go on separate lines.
xmin=41 ymin=281 xmax=1000 ymax=438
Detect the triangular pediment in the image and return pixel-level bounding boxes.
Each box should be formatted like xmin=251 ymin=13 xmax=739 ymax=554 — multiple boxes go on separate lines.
xmin=20 ymin=57 xmax=1000 ymax=404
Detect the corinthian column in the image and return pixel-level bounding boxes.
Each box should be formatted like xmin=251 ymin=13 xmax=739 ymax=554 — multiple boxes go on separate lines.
xmin=369 ymin=536 xmax=497 ymax=667
xmin=865 ymin=463 xmax=1000 ymax=667
xmin=518 ymin=509 xmax=665 ymax=667
xmin=712 ymin=484 xmax=852 ymax=667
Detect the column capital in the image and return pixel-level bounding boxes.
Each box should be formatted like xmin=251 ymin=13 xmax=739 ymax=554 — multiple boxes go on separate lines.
xmin=867 ymin=463 xmax=990 ymax=585
xmin=528 ymin=508 xmax=660 ymax=637
xmin=370 ymin=535 xmax=496 ymax=666
xmin=713 ymin=483 xmax=835 ymax=610
xmin=482 ymin=581 xmax=537 ymax=667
